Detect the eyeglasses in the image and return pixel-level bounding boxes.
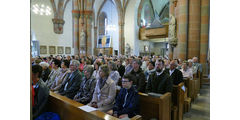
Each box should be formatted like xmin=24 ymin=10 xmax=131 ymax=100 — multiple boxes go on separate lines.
xmin=122 ymin=81 xmax=130 ymax=83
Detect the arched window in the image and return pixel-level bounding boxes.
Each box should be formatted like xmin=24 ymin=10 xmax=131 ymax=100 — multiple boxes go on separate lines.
xmin=98 ymin=12 xmax=107 ymax=35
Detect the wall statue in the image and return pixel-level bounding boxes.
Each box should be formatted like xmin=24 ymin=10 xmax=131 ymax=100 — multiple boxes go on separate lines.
xmin=125 ymin=43 xmax=131 ymax=56
xmin=169 ymin=14 xmax=178 ymax=47
xmin=79 ymin=29 xmax=86 ymax=54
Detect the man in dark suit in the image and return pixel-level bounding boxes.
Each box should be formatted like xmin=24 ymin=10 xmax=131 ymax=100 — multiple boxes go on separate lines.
xmin=129 ymin=59 xmax=146 ymax=93
xmin=117 ymin=58 xmax=125 ymax=78
xmin=146 ymin=59 xmax=172 ymax=94
xmin=164 ymin=60 xmax=183 ymax=85
xmin=58 ymin=60 xmax=83 ymax=99
xmin=32 ymin=65 xmax=49 ymax=119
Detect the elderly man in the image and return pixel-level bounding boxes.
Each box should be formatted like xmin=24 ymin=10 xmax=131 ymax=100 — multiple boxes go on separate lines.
xmin=146 ymin=59 xmax=172 ymax=94
xmin=58 ymin=60 xmax=82 ymax=99
xmin=89 ymin=65 xmax=116 ymax=112
xmin=73 ymin=65 xmax=96 ymax=105
xmin=144 ymin=61 xmax=156 ymax=82
xmin=129 ymin=59 xmax=146 ymax=93
xmin=192 ymin=57 xmax=202 ymax=74
xmin=188 ymin=59 xmax=193 ymax=72
xmin=32 ymin=65 xmax=49 ymax=119
xmin=164 ymin=60 xmax=183 ymax=85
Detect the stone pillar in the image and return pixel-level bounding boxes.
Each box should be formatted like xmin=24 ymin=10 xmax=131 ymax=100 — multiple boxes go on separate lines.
xmin=173 ymin=0 xmax=179 ymax=59
xmin=168 ymin=0 xmax=176 ymax=60
xmin=119 ymin=22 xmax=125 ymax=55
xmin=86 ymin=15 xmax=93 ymax=55
xmin=188 ymin=0 xmax=201 ymax=59
xmin=177 ymin=0 xmax=188 ymax=60
xmin=72 ymin=0 xmax=80 ymax=55
xmin=200 ymin=0 xmax=210 ymax=74
xmin=94 ymin=26 xmax=98 ymax=55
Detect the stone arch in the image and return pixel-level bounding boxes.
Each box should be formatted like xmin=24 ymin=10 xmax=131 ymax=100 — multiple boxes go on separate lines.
xmin=98 ymin=12 xmax=107 ymax=35
xmin=96 ymin=0 xmax=123 ymax=28
xmin=137 ymin=0 xmax=145 ymax=26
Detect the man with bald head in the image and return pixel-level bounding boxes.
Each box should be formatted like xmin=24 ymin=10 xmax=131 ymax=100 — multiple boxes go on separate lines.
xmin=164 ymin=60 xmax=183 ymax=85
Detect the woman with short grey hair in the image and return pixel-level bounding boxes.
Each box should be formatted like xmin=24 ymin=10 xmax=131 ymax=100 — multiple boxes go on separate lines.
xmin=73 ymin=65 xmax=96 ymax=104
xmin=108 ymin=61 xmax=121 ymax=86
xmin=39 ymin=62 xmax=51 ymax=82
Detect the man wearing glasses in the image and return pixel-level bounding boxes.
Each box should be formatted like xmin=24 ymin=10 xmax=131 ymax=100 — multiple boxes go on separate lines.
xmin=107 ymin=74 xmax=140 ymax=119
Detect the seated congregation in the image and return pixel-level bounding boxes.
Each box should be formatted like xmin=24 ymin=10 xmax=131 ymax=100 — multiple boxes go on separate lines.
xmin=32 ymin=55 xmax=202 ymax=119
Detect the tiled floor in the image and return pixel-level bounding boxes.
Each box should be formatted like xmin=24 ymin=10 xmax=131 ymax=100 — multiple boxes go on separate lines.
xmin=183 ymin=84 xmax=210 ymax=120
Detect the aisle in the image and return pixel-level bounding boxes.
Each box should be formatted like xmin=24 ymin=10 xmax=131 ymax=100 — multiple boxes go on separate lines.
xmin=183 ymin=84 xmax=210 ymax=120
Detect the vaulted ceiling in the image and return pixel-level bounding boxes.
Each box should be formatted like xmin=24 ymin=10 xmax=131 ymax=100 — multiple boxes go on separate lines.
xmin=151 ymin=0 xmax=169 ymax=15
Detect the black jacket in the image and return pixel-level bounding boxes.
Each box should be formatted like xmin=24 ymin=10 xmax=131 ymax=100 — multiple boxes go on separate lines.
xmin=146 ymin=71 xmax=172 ymax=94
xmin=164 ymin=68 xmax=183 ymax=85
xmin=41 ymin=68 xmax=51 ymax=82
xmin=58 ymin=70 xmax=82 ymax=99
xmin=117 ymin=65 xmax=125 ymax=78
xmin=33 ymin=79 xmax=49 ymax=119
xmin=129 ymin=68 xmax=146 ymax=93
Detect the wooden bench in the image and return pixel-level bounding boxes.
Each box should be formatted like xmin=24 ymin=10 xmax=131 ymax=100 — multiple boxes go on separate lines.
xmin=138 ymin=92 xmax=171 ymax=120
xmin=193 ymin=71 xmax=202 ymax=91
xmin=46 ymin=91 xmax=142 ymax=120
xmin=183 ymin=78 xmax=195 ymax=100
xmin=183 ymin=78 xmax=192 ymax=113
xmin=172 ymin=82 xmax=185 ymax=120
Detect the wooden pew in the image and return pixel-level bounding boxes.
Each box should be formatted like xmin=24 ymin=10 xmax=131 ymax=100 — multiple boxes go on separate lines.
xmin=183 ymin=78 xmax=192 ymax=113
xmin=193 ymin=71 xmax=202 ymax=91
xmin=172 ymin=82 xmax=185 ymax=120
xmin=193 ymin=71 xmax=201 ymax=100
xmin=46 ymin=91 xmax=142 ymax=120
xmin=183 ymin=78 xmax=195 ymax=100
xmin=138 ymin=92 xmax=171 ymax=120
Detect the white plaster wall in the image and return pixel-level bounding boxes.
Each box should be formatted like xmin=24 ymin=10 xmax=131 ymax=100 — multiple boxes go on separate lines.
xmin=31 ymin=0 xmax=73 ymax=56
xmin=99 ymin=0 xmax=119 ymax=55
xmin=124 ymin=0 xmax=141 ymax=56
xmin=153 ymin=42 xmax=166 ymax=56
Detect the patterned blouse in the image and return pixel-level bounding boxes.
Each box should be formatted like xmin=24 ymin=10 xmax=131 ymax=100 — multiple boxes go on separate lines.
xmin=51 ymin=68 xmax=70 ymax=91
xmin=46 ymin=68 xmax=61 ymax=88
xmin=109 ymin=71 xmax=121 ymax=85
xmin=73 ymin=76 xmax=96 ymax=104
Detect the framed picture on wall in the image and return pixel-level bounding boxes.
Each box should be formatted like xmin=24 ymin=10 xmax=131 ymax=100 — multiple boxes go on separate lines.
xmin=49 ymin=46 xmax=56 ymax=54
xmin=65 ymin=47 xmax=71 ymax=54
xmin=98 ymin=35 xmax=111 ymax=48
xmin=40 ymin=45 xmax=47 ymax=54
xmin=57 ymin=46 xmax=64 ymax=54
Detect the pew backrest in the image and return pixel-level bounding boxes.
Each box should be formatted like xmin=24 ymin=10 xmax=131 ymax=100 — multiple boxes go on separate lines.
xmin=183 ymin=78 xmax=195 ymax=99
xmin=172 ymin=82 xmax=185 ymax=120
xmin=138 ymin=92 xmax=171 ymax=120
xmin=47 ymin=91 xmax=142 ymax=120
